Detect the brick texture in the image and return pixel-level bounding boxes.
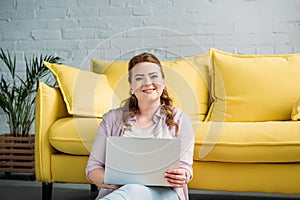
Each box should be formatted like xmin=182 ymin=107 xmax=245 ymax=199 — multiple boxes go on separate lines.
xmin=0 ymin=0 xmax=300 ymax=131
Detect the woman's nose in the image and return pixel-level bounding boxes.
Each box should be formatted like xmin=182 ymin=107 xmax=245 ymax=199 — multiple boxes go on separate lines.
xmin=144 ymin=77 xmax=152 ymax=85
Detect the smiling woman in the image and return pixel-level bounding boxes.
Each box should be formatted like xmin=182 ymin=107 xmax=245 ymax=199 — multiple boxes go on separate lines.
xmin=122 ymin=53 xmax=179 ymax=136
xmin=86 ymin=52 xmax=195 ymax=200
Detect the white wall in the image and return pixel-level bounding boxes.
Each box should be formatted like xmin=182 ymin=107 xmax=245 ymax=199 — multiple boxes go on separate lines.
xmin=0 ymin=0 xmax=300 ymax=132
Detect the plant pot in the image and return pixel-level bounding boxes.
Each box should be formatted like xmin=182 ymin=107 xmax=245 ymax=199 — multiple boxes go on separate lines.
xmin=0 ymin=134 xmax=35 ymax=174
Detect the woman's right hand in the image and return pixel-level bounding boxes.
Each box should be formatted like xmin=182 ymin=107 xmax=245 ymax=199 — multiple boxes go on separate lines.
xmin=87 ymin=168 xmax=121 ymax=190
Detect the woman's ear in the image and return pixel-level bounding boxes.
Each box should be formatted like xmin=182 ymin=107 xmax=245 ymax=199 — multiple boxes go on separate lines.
xmin=162 ymin=80 xmax=166 ymax=88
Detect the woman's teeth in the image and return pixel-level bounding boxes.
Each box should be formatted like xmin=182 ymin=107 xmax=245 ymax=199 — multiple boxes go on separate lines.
xmin=143 ymin=88 xmax=155 ymax=92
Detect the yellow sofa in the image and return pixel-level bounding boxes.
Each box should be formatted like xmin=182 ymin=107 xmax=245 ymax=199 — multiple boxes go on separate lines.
xmin=35 ymin=49 xmax=300 ymax=200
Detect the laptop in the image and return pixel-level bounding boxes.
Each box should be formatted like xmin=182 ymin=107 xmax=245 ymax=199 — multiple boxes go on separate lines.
xmin=104 ymin=137 xmax=181 ymax=186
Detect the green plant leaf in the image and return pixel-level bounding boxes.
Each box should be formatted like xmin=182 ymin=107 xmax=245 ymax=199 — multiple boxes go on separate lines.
xmin=0 ymin=47 xmax=62 ymax=136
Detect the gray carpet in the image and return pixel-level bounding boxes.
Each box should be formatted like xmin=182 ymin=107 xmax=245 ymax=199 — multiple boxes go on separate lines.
xmin=0 ymin=173 xmax=299 ymax=200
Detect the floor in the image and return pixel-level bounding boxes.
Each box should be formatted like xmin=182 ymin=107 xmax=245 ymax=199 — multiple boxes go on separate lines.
xmin=0 ymin=173 xmax=300 ymax=200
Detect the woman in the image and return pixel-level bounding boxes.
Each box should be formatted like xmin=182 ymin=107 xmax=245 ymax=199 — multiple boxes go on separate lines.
xmin=86 ymin=52 xmax=195 ymax=200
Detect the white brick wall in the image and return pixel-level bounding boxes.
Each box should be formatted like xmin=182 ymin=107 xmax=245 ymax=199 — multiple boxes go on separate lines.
xmin=0 ymin=0 xmax=300 ymax=132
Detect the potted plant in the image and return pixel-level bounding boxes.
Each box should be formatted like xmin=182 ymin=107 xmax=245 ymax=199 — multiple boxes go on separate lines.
xmin=0 ymin=47 xmax=61 ymax=175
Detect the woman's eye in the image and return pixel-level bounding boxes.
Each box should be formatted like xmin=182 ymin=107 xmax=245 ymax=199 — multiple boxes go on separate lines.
xmin=150 ymin=75 xmax=158 ymax=79
xmin=135 ymin=77 xmax=143 ymax=81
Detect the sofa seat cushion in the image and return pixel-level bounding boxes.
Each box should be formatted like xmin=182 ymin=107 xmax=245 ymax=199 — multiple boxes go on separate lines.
xmin=194 ymin=121 xmax=300 ymax=163
xmin=49 ymin=117 xmax=101 ymax=155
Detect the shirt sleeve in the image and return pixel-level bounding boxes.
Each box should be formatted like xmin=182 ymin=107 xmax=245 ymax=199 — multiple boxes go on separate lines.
xmin=85 ymin=112 xmax=110 ymax=180
xmin=177 ymin=111 xmax=195 ymax=180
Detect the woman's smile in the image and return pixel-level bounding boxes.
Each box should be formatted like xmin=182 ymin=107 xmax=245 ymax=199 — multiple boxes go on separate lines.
xmin=142 ymin=87 xmax=156 ymax=94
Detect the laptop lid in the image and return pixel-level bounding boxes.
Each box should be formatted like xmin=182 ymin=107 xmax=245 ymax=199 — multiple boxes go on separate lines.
xmin=104 ymin=137 xmax=181 ymax=186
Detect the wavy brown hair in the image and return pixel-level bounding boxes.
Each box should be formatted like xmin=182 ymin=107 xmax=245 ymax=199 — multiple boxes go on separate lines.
xmin=121 ymin=52 xmax=179 ymax=136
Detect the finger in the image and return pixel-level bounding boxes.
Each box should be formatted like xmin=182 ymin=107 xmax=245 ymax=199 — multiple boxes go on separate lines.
xmin=165 ymin=178 xmax=185 ymax=188
xmin=165 ymin=172 xmax=186 ymax=181
xmin=166 ymin=178 xmax=186 ymax=187
xmin=165 ymin=172 xmax=187 ymax=187
xmin=167 ymin=168 xmax=182 ymax=175
xmin=166 ymin=177 xmax=185 ymax=184
xmin=167 ymin=168 xmax=187 ymax=177
xmin=111 ymin=184 xmax=121 ymax=189
xmin=103 ymin=184 xmax=120 ymax=189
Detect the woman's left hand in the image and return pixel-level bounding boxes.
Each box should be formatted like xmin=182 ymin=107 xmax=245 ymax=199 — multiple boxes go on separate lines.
xmin=164 ymin=168 xmax=188 ymax=188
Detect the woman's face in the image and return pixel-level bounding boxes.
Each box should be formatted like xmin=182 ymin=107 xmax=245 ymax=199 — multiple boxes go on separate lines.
xmin=130 ymin=62 xmax=165 ymax=105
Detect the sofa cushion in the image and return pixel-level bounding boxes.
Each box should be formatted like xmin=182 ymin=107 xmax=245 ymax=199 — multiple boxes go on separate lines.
xmin=90 ymin=54 xmax=211 ymax=121
xmin=49 ymin=117 xmax=101 ymax=155
xmin=207 ymin=49 xmax=300 ymax=122
xmin=291 ymin=98 xmax=300 ymax=121
xmin=44 ymin=62 xmax=120 ymax=118
xmin=194 ymin=121 xmax=300 ymax=163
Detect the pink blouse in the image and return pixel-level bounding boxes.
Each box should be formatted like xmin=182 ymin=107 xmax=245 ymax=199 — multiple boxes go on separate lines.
xmin=86 ymin=107 xmax=195 ymax=200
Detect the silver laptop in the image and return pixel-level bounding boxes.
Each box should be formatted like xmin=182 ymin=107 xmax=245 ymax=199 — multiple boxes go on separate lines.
xmin=104 ymin=137 xmax=181 ymax=186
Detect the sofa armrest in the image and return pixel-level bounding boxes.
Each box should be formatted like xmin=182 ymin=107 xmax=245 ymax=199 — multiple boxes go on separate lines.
xmin=35 ymin=82 xmax=69 ymax=182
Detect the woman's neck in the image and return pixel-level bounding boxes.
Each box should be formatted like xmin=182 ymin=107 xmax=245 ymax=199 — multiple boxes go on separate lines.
xmin=135 ymin=103 xmax=160 ymax=128
xmin=138 ymin=102 xmax=160 ymax=117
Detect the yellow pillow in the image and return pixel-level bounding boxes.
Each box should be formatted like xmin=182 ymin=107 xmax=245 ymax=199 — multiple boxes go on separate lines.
xmin=90 ymin=54 xmax=210 ymax=121
xmin=291 ymin=98 xmax=300 ymax=121
xmin=44 ymin=62 xmax=120 ymax=117
xmin=90 ymin=59 xmax=129 ymax=102
xmin=207 ymin=48 xmax=300 ymax=122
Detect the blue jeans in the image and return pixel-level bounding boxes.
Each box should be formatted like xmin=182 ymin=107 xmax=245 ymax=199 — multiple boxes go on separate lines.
xmin=100 ymin=184 xmax=179 ymax=200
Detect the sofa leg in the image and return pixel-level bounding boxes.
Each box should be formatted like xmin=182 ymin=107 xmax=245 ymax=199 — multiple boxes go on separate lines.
xmin=90 ymin=184 xmax=98 ymax=192
xmin=90 ymin=184 xmax=99 ymax=200
xmin=42 ymin=182 xmax=53 ymax=200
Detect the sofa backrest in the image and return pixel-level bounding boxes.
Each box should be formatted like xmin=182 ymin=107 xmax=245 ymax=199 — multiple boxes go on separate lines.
xmin=46 ymin=49 xmax=300 ymax=123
